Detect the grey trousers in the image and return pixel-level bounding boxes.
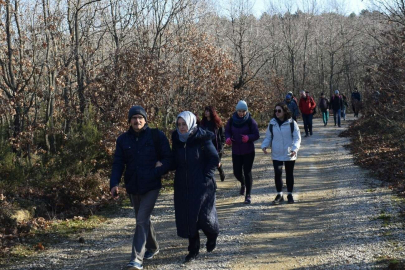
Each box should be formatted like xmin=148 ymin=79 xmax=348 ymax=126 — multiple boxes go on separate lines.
xmin=129 ymin=189 xmax=159 ymax=262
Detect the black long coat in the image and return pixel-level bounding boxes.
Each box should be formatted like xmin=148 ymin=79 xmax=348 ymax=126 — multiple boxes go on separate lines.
xmin=171 ymin=127 xmax=220 ymax=238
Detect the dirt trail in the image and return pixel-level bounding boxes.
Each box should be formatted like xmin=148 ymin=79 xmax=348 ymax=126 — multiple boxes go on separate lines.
xmin=7 ymin=115 xmax=405 ymax=270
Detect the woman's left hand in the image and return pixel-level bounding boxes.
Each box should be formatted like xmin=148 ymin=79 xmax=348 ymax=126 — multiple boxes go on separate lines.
xmin=290 ymin=151 xmax=297 ymax=157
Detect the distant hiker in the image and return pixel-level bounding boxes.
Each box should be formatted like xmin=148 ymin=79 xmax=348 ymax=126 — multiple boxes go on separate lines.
xmin=342 ymin=94 xmax=348 ymax=121
xmin=200 ymin=106 xmax=226 ymax=182
xmin=110 ymin=106 xmax=172 ymax=270
xmin=285 ymin=94 xmax=300 ymax=121
xmin=329 ymin=90 xmax=343 ymax=127
xmin=225 ymin=100 xmax=260 ymax=204
xmin=318 ymin=93 xmax=330 ymax=126
xmin=288 ymin=91 xmax=299 ymax=105
xmin=351 ymin=88 xmax=362 ymax=117
xmin=171 ymin=111 xmax=219 ymax=263
xmin=298 ymin=90 xmax=316 ymax=137
xmin=261 ymin=102 xmax=301 ymax=204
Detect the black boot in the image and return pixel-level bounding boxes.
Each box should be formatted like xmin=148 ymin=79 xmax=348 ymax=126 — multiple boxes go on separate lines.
xmin=218 ymin=164 xmax=225 ymax=182
xmin=185 ymin=251 xmax=199 ymax=262
xmin=186 ymin=232 xmax=200 ymax=262
xmin=206 ymin=236 xmax=217 ymax=252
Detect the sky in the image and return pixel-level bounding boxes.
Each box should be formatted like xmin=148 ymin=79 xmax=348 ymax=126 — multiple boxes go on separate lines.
xmin=246 ymin=0 xmax=369 ymax=17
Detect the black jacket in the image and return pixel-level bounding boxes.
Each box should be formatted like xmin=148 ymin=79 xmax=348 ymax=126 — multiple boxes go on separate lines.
xmin=110 ymin=126 xmax=172 ymax=194
xmin=171 ymin=127 xmax=219 ymax=238
xmin=200 ymin=120 xmax=225 ymax=154
xmin=329 ymin=95 xmax=343 ymax=111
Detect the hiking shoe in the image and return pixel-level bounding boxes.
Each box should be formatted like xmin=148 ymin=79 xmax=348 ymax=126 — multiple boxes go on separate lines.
xmin=287 ymin=194 xmax=294 ymax=204
xmin=272 ymin=194 xmax=284 ymax=204
xmin=244 ymin=195 xmax=251 ymax=204
xmin=184 ymin=251 xmax=199 ymax=263
xmin=144 ymin=249 xmax=159 ymax=260
xmin=206 ymin=238 xmax=217 ymax=252
xmin=127 ymin=260 xmax=143 ymax=270
xmin=239 ymin=185 xmax=245 ymax=195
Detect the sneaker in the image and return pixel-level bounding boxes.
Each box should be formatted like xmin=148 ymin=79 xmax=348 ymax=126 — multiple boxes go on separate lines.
xmin=184 ymin=251 xmax=199 ymax=263
xmin=144 ymin=249 xmax=159 ymax=260
xmin=127 ymin=260 xmax=143 ymax=270
xmin=244 ymin=195 xmax=251 ymax=204
xmin=239 ymin=185 xmax=245 ymax=195
xmin=206 ymin=238 xmax=217 ymax=252
xmin=272 ymin=194 xmax=284 ymax=205
xmin=287 ymin=194 xmax=294 ymax=204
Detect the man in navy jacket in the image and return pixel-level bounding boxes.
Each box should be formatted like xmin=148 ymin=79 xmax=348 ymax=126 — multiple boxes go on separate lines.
xmin=110 ymin=105 xmax=172 ymax=270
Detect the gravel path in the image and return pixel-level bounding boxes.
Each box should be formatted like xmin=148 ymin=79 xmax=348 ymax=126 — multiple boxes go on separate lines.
xmin=7 ymin=115 xmax=405 ymax=270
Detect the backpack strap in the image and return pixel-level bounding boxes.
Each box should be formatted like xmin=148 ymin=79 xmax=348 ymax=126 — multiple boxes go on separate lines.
xmin=151 ymin=128 xmax=162 ymax=160
xmin=290 ymin=121 xmax=295 ymax=136
xmin=247 ymin=117 xmax=252 ymax=133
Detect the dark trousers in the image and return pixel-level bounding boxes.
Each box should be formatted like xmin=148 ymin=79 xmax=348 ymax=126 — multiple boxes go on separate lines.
xmin=302 ymin=113 xmax=313 ymax=135
xmin=333 ymin=109 xmax=341 ymax=126
xmin=272 ymin=160 xmax=296 ymax=193
xmin=232 ymin=152 xmax=255 ymax=195
xmin=188 ymin=229 xmax=218 ymax=254
xmin=129 ymin=189 xmax=159 ymax=262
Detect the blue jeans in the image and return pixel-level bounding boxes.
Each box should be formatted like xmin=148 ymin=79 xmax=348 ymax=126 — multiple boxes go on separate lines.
xmin=322 ymin=110 xmax=329 ymax=125
xmin=333 ymin=109 xmax=341 ymax=127
xmin=342 ymin=109 xmax=346 ymax=120
xmin=302 ymin=113 xmax=313 ymax=135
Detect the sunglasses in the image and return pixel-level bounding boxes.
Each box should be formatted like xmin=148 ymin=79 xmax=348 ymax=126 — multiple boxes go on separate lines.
xmin=274 ymin=109 xmax=283 ymax=113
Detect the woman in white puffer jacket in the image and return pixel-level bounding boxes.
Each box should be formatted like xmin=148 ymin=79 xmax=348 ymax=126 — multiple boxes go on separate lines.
xmin=261 ymin=102 xmax=301 ymax=204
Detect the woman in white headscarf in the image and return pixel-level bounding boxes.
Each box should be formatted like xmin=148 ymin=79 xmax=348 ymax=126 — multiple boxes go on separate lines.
xmin=171 ymin=111 xmax=220 ymax=263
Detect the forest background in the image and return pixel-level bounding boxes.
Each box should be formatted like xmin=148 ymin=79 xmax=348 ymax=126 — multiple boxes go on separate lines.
xmin=0 ymin=0 xmax=404 ymax=259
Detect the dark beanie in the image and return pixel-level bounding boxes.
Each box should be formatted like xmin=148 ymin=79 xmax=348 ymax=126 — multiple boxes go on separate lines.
xmin=128 ymin=105 xmax=147 ymax=122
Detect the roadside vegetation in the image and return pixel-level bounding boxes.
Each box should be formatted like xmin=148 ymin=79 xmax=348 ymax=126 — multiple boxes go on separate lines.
xmin=1 ymin=0 xmax=405 ymax=264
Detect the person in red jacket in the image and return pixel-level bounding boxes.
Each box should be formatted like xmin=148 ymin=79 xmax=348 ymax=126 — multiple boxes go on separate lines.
xmin=298 ymin=90 xmax=316 ymax=137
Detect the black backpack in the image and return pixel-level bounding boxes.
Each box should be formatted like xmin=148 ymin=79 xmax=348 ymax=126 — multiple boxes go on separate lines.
xmin=319 ymin=98 xmax=328 ymax=110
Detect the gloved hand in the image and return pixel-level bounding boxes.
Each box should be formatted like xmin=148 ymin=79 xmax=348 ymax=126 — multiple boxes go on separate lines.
xmin=225 ymin=138 xmax=232 ymax=145
xmin=241 ymin=135 xmax=249 ymax=143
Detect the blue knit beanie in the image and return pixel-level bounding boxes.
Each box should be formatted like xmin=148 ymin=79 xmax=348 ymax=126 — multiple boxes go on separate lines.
xmin=235 ymin=100 xmax=248 ymax=111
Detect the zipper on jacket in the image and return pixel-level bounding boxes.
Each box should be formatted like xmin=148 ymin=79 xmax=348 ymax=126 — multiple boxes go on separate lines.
xmin=184 ymin=143 xmax=190 ymax=236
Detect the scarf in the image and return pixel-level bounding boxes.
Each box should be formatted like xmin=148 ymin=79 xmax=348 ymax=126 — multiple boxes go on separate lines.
xmin=176 ymin=111 xmax=197 ymax=143
xmin=232 ymin=111 xmax=250 ymax=127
